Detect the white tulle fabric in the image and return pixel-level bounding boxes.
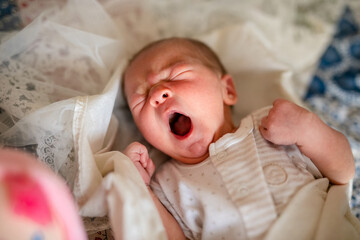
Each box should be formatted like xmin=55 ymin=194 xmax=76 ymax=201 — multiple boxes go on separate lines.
xmin=0 ymin=0 xmax=349 ymax=239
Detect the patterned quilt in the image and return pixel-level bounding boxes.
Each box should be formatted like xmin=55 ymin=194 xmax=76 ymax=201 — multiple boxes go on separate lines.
xmin=304 ymin=6 xmax=360 ymax=218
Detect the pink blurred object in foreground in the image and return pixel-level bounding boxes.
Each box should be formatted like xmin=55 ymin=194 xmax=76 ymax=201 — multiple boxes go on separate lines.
xmin=0 ymin=148 xmax=86 ymax=240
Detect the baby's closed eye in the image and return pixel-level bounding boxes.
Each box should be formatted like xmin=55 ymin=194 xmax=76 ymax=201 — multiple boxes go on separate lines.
xmin=169 ymin=64 xmax=194 ymax=80
xmin=170 ymin=70 xmax=193 ymax=81
xmin=130 ymin=95 xmax=146 ymax=111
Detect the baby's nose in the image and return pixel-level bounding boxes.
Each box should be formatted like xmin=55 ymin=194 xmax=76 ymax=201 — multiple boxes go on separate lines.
xmin=150 ymin=86 xmax=172 ymax=107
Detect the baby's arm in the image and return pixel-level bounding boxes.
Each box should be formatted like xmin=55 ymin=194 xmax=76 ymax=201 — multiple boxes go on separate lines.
xmin=259 ymin=99 xmax=355 ymax=185
xmin=124 ymin=142 xmax=186 ymax=240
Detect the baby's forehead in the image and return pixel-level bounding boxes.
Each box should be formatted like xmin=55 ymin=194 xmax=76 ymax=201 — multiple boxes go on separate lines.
xmin=123 ymin=38 xmax=218 ymax=90
xmin=138 ymin=40 xmax=197 ymax=61
xmin=151 ymin=39 xmax=196 ymax=51
xmin=126 ymin=41 xmax=198 ymax=73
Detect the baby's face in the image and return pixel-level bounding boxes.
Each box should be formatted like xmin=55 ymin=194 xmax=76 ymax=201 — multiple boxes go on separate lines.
xmin=124 ymin=41 xmax=237 ymax=164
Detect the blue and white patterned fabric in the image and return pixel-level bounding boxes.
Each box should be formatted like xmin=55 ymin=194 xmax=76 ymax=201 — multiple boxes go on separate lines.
xmin=304 ymin=6 xmax=360 ymax=218
xmin=0 ymin=0 xmax=22 ymax=31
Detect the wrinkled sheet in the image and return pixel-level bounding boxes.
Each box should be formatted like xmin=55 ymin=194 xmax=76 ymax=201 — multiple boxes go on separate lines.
xmin=265 ymin=179 xmax=360 ymax=240
xmin=0 ymin=0 xmax=359 ymax=239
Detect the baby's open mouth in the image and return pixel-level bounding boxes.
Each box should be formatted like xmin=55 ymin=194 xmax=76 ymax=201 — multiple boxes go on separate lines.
xmin=169 ymin=112 xmax=192 ymax=137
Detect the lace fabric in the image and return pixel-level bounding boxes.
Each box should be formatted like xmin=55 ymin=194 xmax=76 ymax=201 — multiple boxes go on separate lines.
xmin=0 ymin=0 xmax=122 ymax=190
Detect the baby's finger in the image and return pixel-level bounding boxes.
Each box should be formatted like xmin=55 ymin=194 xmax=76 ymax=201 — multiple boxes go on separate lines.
xmin=124 ymin=142 xmax=148 ymax=163
xmin=145 ymin=159 xmax=155 ymax=178
xmin=139 ymin=149 xmax=150 ymax=168
xmin=260 ymin=116 xmax=268 ymax=130
xmin=134 ymin=161 xmax=151 ymax=185
xmin=259 ymin=124 xmax=268 ymax=138
xmin=259 ymin=118 xmax=272 ymax=142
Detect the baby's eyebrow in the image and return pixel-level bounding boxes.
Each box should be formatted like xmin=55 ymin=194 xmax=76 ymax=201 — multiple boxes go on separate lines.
xmin=155 ymin=61 xmax=192 ymax=80
xmin=137 ymin=59 xmax=194 ymax=93
xmin=135 ymin=81 xmax=150 ymax=95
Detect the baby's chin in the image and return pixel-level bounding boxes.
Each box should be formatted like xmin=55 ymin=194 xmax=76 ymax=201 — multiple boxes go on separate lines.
xmin=188 ymin=141 xmax=209 ymax=157
xmin=170 ymin=142 xmax=210 ymax=165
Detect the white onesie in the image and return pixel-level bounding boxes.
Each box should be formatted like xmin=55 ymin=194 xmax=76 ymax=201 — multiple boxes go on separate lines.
xmin=151 ymin=107 xmax=322 ymax=240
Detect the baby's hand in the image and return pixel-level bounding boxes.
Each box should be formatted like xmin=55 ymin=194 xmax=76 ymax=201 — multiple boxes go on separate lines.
xmin=259 ymin=99 xmax=312 ymax=146
xmin=124 ymin=142 xmax=155 ymax=186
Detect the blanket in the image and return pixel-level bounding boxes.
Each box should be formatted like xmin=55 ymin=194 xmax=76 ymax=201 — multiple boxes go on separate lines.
xmin=266 ymin=179 xmax=360 ymax=240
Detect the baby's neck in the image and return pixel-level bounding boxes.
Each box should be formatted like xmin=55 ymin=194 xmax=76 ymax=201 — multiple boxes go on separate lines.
xmin=174 ymin=120 xmax=236 ymax=165
xmin=213 ymin=115 xmax=236 ymax=143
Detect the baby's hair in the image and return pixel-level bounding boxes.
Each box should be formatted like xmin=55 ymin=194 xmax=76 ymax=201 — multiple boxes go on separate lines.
xmin=178 ymin=38 xmax=227 ymax=76
xmin=121 ymin=37 xmax=227 ymax=102
xmin=127 ymin=37 xmax=227 ymax=76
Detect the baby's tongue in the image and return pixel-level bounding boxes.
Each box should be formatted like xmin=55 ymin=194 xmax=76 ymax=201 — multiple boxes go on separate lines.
xmin=172 ymin=114 xmax=191 ymax=136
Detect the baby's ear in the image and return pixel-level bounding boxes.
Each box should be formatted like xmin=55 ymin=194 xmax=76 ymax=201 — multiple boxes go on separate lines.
xmin=221 ymin=74 xmax=237 ymax=106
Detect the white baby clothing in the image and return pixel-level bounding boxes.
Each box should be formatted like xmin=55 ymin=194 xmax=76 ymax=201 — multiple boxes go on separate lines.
xmin=151 ymin=107 xmax=322 ymax=240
